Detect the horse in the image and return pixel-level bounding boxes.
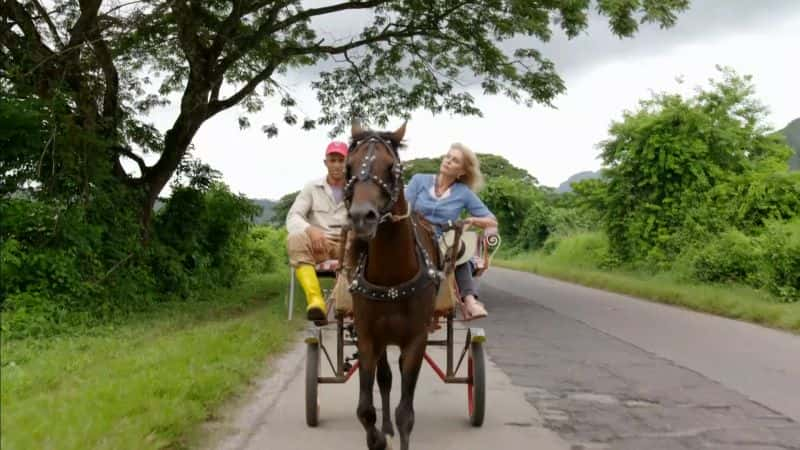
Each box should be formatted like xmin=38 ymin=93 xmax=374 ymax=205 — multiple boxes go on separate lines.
xmin=343 ymin=120 xmax=442 ymax=450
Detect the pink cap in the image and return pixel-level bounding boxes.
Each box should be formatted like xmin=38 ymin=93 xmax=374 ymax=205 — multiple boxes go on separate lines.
xmin=325 ymin=141 xmax=348 ymax=157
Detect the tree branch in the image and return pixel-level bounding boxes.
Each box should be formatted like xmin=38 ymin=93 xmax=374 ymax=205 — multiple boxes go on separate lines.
xmin=213 ymin=0 xmax=387 ymax=77
xmin=212 ymin=0 xmax=289 ymax=76
xmin=270 ymin=0 xmax=389 ymax=33
xmin=5 ymin=0 xmax=55 ymax=57
xmin=103 ymin=0 xmax=149 ymax=17
xmin=30 ymin=0 xmax=65 ymax=48
xmin=65 ymin=0 xmax=102 ymax=49
xmin=208 ymin=60 xmax=279 ymax=115
xmin=210 ymin=76 xmax=223 ymax=102
xmin=289 ymin=28 xmax=418 ymax=57
xmin=207 ymin=0 xmax=245 ymax=59
xmin=116 ymin=145 xmax=148 ymax=175
xmin=171 ymin=0 xmax=207 ymax=69
xmin=342 ymin=49 xmax=379 ymax=95
xmin=88 ymin=31 xmax=120 ymax=125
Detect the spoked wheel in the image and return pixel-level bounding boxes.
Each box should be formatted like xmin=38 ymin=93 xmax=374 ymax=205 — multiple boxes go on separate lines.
xmin=467 ymin=341 xmax=486 ymax=427
xmin=306 ymin=342 xmax=320 ymax=427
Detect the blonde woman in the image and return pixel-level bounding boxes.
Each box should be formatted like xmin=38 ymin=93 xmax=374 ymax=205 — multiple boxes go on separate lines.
xmin=404 ymin=143 xmax=498 ymax=319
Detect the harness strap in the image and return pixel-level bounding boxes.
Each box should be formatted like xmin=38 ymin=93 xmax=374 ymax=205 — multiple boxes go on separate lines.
xmin=349 ymin=215 xmax=442 ymax=302
xmin=379 ymin=200 xmax=412 ymax=224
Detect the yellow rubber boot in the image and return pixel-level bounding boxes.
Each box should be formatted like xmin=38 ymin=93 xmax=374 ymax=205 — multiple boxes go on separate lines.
xmin=296 ymin=264 xmax=327 ymax=321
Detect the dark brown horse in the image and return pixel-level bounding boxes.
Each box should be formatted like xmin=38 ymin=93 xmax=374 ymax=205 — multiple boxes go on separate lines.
xmin=344 ymin=120 xmax=441 ymax=450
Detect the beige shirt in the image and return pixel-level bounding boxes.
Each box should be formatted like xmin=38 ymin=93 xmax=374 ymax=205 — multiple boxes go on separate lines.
xmin=286 ymin=177 xmax=348 ymax=237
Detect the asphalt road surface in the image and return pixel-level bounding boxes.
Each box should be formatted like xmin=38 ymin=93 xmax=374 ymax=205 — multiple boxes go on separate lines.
xmin=480 ymin=268 xmax=800 ymax=450
xmin=208 ymin=267 xmax=800 ymax=450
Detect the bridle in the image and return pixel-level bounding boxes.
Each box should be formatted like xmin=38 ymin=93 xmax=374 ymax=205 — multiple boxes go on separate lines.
xmin=344 ymin=132 xmax=443 ymax=301
xmin=344 ymin=133 xmax=405 ymax=224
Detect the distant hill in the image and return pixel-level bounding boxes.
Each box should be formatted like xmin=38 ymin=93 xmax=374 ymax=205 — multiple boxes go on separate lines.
xmin=250 ymin=198 xmax=276 ymax=224
xmin=556 ymin=170 xmax=602 ymax=193
xmin=780 ymin=118 xmax=800 ymax=171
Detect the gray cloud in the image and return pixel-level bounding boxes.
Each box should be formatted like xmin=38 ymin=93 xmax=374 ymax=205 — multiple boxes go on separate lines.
xmin=533 ymin=0 xmax=800 ymax=76
xmin=284 ymin=0 xmax=799 ymax=83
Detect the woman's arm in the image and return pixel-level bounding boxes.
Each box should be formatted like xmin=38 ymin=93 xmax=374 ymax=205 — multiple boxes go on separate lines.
xmin=404 ymin=174 xmax=422 ymax=208
xmin=464 ymin=215 xmax=497 ymax=229
xmin=463 ymin=188 xmax=498 ymax=229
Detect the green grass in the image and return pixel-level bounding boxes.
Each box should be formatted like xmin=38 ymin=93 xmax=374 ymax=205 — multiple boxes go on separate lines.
xmin=1 ymin=272 xmax=304 ymax=450
xmin=497 ymin=251 xmax=800 ymax=334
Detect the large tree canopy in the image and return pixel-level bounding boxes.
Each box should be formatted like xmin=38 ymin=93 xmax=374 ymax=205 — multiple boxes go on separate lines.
xmin=1 ymin=0 xmax=690 ymax=232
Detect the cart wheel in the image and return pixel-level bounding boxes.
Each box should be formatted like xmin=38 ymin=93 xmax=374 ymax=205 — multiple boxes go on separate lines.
xmin=306 ymin=342 xmax=320 ymax=427
xmin=468 ymin=341 xmax=486 ymax=427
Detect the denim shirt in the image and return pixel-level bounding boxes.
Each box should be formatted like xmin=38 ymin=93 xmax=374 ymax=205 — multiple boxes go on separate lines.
xmin=404 ymin=174 xmax=493 ymax=235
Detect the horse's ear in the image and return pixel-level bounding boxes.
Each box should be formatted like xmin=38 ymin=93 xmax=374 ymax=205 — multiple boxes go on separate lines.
xmin=391 ymin=121 xmax=407 ymax=143
xmin=351 ymin=118 xmax=365 ymax=137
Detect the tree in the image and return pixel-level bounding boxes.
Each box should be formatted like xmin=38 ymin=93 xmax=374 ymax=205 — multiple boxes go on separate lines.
xmin=403 ymin=153 xmax=536 ymax=184
xmin=582 ymin=67 xmax=795 ymax=262
xmin=480 ymin=176 xmax=550 ymax=248
xmin=269 ymin=190 xmax=299 ymax=227
xmin=1 ymin=0 xmax=689 ymax=238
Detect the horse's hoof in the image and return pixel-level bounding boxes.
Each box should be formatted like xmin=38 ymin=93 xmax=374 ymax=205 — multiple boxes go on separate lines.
xmin=384 ymin=435 xmax=393 ymax=450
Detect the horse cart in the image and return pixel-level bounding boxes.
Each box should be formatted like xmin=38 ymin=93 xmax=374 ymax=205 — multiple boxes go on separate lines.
xmin=288 ymin=227 xmax=501 ymax=428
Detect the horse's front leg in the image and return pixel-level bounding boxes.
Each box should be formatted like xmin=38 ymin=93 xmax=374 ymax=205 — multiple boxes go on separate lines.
xmin=357 ymin=342 xmax=388 ymax=450
xmin=376 ymin=350 xmax=394 ymax=438
xmin=396 ymin=334 xmax=426 ymax=450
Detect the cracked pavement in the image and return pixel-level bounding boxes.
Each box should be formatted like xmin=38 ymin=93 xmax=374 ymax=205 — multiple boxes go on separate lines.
xmin=481 ymin=268 xmax=800 ymax=450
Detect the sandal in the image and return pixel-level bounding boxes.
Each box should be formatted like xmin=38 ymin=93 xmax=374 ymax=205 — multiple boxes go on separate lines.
xmin=463 ymin=296 xmax=488 ymax=321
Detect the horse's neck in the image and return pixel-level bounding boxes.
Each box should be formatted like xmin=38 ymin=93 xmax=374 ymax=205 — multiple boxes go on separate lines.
xmin=365 ymin=220 xmax=418 ymax=285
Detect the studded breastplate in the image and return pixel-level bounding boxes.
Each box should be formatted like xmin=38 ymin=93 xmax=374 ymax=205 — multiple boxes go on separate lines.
xmin=349 ymin=216 xmax=442 ymax=302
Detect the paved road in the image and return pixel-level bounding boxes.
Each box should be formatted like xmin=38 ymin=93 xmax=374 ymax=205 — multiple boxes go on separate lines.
xmin=209 ymin=329 xmax=570 ymax=450
xmin=480 ymin=268 xmax=800 ymax=450
xmin=208 ymin=268 xmax=800 ymax=450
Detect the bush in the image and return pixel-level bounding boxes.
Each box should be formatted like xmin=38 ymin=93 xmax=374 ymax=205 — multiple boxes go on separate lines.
xmin=481 ymin=176 xmax=553 ymax=249
xmin=758 ymin=220 xmax=800 ymax=302
xmin=686 ymin=222 xmax=799 ymax=302
xmin=548 ymin=206 xmax=600 ymax=237
xmin=541 ymin=232 xmax=614 ymax=269
xmin=1 ymin=182 xmax=263 ymax=339
xmin=516 ymin=202 xmax=552 ymax=250
xmin=584 ymin=68 xmax=794 ymax=263
xmin=242 ymin=226 xmax=288 ymax=275
xmin=0 ymin=96 xmax=269 ymax=339
xmin=691 ymin=229 xmax=763 ymax=285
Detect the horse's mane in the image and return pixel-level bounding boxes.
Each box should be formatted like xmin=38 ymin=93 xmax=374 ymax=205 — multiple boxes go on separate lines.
xmin=350 ymin=131 xmax=407 ymax=150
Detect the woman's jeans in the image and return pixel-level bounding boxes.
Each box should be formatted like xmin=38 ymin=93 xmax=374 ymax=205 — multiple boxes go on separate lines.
xmin=455 ymin=260 xmax=478 ymax=300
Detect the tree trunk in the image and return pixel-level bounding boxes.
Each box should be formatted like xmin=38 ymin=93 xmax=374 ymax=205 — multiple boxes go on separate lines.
xmin=138 ymin=100 xmax=207 ymax=243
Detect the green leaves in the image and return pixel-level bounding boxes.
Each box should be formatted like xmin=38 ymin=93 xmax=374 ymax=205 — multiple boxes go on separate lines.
xmin=585 ymin=68 xmax=797 ymax=262
xmin=3 ymin=0 xmax=691 ymax=212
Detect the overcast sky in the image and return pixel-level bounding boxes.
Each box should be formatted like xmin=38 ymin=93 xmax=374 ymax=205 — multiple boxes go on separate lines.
xmin=141 ymin=1 xmax=800 ymax=200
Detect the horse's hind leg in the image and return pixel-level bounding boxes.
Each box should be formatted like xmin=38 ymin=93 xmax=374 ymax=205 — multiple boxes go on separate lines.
xmin=395 ymin=335 xmax=426 ymax=450
xmin=357 ymin=342 xmax=388 ymax=449
xmin=377 ymin=350 xmax=394 ymax=437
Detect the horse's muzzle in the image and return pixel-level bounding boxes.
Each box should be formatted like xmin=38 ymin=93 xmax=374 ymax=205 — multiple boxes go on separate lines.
xmin=349 ymin=202 xmax=380 ymax=239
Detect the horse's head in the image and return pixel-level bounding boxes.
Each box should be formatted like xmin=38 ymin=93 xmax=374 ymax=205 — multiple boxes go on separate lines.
xmin=345 ymin=120 xmax=407 ymax=240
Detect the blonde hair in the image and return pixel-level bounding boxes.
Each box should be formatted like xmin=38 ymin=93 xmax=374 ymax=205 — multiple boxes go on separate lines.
xmin=450 ymin=142 xmax=484 ymax=192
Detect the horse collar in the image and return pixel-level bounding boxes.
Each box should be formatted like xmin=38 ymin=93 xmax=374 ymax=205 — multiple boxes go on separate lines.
xmin=349 ymin=216 xmax=442 ymax=302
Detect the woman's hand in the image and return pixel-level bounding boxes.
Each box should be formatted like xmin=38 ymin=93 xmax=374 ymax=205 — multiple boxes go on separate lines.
xmin=463 ymin=217 xmax=475 ymax=230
